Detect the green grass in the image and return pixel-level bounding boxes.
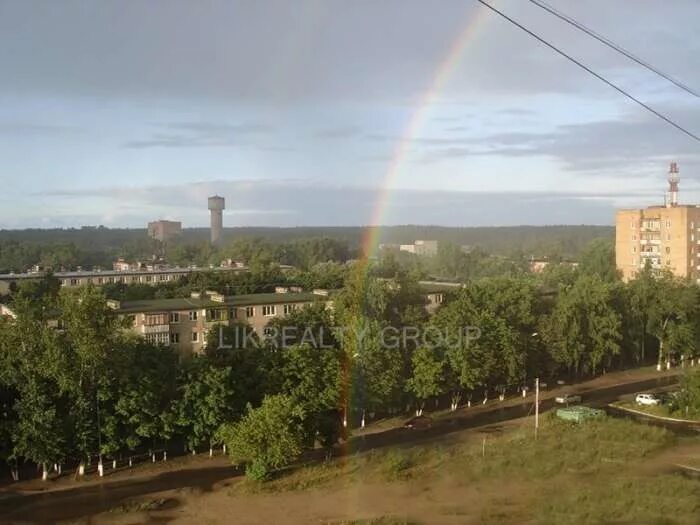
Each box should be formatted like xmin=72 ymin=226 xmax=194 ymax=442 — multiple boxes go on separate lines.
xmin=616 ymin=400 xmax=700 ymax=421
xmin=449 ymin=415 xmax=674 ymax=481
xmin=228 ymin=416 xmax=700 ymax=524
xmin=537 ymin=474 xmax=700 ymax=524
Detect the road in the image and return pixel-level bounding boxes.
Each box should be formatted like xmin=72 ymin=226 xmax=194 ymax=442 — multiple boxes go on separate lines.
xmin=0 ymin=368 xmax=682 ymax=524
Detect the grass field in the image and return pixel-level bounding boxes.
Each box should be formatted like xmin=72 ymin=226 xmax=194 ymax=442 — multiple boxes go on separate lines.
xmin=225 ymin=415 xmax=700 ymax=524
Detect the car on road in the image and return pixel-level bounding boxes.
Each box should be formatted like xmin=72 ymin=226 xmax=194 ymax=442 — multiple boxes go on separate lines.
xmin=635 ymin=393 xmax=660 ymax=406
xmin=555 ymin=393 xmax=582 ymax=405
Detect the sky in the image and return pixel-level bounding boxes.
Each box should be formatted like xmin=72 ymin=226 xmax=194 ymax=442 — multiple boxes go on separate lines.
xmin=1 ymin=0 xmax=700 ymax=229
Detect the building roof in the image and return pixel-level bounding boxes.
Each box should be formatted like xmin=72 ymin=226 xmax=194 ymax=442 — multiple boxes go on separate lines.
xmin=418 ymin=281 xmax=464 ymax=294
xmin=115 ymin=292 xmax=325 ymax=314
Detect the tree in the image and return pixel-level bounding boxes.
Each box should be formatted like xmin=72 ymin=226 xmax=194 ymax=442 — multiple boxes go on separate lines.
xmin=100 ymin=340 xmax=179 ymax=458
xmin=218 ymin=395 xmax=305 ymax=481
xmin=646 ymin=273 xmax=699 ymax=371
xmin=578 ymin=238 xmax=618 ymax=282
xmin=175 ymin=358 xmax=234 ymax=454
xmin=406 ymin=346 xmax=444 ymax=415
xmin=672 ymin=370 xmax=700 ymax=419
xmin=543 ymin=274 xmax=622 ymax=377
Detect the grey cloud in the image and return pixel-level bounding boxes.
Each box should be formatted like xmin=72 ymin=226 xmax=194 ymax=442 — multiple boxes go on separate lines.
xmin=313 ymin=125 xmax=361 ymax=139
xmin=32 ymin=178 xmax=656 ymax=227
xmin=2 ymin=1 xmax=698 ymax=103
xmin=0 ymin=122 xmax=80 ymax=136
xmin=123 ymin=121 xmax=273 ymax=149
xmin=419 ymin=104 xmax=700 ymax=174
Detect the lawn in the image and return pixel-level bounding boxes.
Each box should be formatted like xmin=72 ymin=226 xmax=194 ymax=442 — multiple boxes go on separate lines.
xmin=228 ymin=415 xmax=700 ymax=524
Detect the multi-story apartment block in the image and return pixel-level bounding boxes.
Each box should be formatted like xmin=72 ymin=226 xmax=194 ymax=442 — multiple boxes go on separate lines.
xmin=147 ymin=220 xmax=182 ymax=242
xmin=111 ymin=289 xmax=329 ymax=357
xmin=615 ymin=162 xmax=700 ymax=282
xmin=0 ymin=265 xmax=252 ymax=295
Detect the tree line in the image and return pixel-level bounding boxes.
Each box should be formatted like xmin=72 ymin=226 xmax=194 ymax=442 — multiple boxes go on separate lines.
xmin=1 ymin=246 xmax=700 ymax=481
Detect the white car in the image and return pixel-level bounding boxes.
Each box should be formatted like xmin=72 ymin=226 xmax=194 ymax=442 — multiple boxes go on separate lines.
xmin=555 ymin=393 xmax=582 ymax=404
xmin=635 ymin=393 xmax=660 ymax=406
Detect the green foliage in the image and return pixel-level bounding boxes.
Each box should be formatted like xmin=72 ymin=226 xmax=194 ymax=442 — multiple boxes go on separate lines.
xmin=218 ymin=395 xmax=306 ymax=480
xmin=405 ymin=346 xmax=443 ymax=408
xmin=542 ymin=274 xmax=622 ymax=376
xmin=672 ymin=369 xmax=700 ymax=418
xmin=175 ymin=357 xmax=235 ymax=451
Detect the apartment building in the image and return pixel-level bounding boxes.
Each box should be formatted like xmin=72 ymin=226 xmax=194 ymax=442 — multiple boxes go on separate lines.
xmin=399 ymin=240 xmax=439 ymax=256
xmin=111 ymin=289 xmax=329 ymax=357
xmin=0 ymin=265 xmax=250 ymax=295
xmin=147 ymin=220 xmax=182 ymax=242
xmin=615 ymin=163 xmax=700 ymax=282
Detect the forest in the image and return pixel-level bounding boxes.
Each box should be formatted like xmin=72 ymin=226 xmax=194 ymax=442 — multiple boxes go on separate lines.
xmin=1 ymin=237 xmax=700 ymax=482
xmin=0 ymin=224 xmax=612 ymax=273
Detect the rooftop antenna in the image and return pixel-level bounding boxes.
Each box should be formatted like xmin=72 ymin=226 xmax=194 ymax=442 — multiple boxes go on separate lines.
xmin=667 ymin=161 xmax=679 ymax=207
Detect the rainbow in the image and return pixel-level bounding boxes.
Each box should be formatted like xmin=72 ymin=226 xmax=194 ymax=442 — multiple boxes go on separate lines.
xmin=337 ymin=5 xmax=493 ymax=512
xmin=360 ymin=4 xmax=492 ymax=258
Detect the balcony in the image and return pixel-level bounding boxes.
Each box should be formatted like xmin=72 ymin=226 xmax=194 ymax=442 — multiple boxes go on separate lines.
xmin=142 ymin=324 xmax=170 ymax=334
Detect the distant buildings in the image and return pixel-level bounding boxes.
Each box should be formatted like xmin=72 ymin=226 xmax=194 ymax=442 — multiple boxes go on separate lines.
xmin=528 ymin=258 xmax=578 ymax=273
xmin=615 ymin=162 xmax=700 ymax=282
xmin=147 ymin=220 xmax=182 ymax=242
xmin=0 ymin=263 xmax=250 ymax=295
xmin=399 ymin=240 xmax=438 ymax=256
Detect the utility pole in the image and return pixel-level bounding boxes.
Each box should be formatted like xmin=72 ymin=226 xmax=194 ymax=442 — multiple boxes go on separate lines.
xmin=535 ymin=377 xmax=539 ymax=438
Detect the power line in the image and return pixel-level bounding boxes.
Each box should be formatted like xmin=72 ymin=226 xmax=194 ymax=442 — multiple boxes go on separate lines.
xmin=475 ymin=0 xmax=700 ymax=145
xmin=527 ymin=0 xmax=699 ymax=98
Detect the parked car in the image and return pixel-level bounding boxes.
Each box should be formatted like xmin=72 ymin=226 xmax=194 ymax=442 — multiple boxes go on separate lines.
xmin=635 ymin=393 xmax=660 ymax=406
xmin=403 ymin=415 xmax=433 ymax=430
xmin=555 ymin=393 xmax=582 ymax=405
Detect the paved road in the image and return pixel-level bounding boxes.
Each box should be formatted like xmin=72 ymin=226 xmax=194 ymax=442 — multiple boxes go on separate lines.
xmin=0 ymin=371 xmax=682 ymax=524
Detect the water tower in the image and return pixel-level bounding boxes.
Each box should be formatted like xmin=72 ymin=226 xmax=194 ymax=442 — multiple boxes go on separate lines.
xmin=208 ymin=195 xmax=225 ymax=246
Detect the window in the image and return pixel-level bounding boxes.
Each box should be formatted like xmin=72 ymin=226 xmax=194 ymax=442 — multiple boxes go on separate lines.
xmin=666 ymin=220 xmax=671 ymax=228
xmin=283 ymin=304 xmax=297 ymax=315
xmin=97 ymin=277 xmax=103 ymax=284
xmin=245 ymin=306 xmax=255 ymax=317
xmin=146 ymin=275 xmax=153 ymax=282
xmin=70 ymin=279 xmax=79 ymax=285
xmin=666 ymin=247 xmax=671 ymax=254
xmin=632 ymin=247 xmax=636 ymax=253
xmin=191 ymin=331 xmax=199 ymax=342
xmin=169 ymin=312 xmax=180 ymax=323
xmin=170 ymin=333 xmax=179 ymax=344
xmin=145 ymin=332 xmax=169 ymax=345
xmin=189 ymin=310 xmax=198 ymax=321
xmin=230 ymin=308 xmax=237 ymax=319
xmin=263 ymin=326 xmax=275 ymax=337
xmin=667 ymin=233 xmax=671 ymax=241
xmin=262 ymin=305 xmax=277 ymax=317
xmin=632 ymin=234 xmax=636 ymax=240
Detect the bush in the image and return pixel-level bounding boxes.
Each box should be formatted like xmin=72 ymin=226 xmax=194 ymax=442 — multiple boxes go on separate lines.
xmin=218 ymin=394 xmax=306 ymax=481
